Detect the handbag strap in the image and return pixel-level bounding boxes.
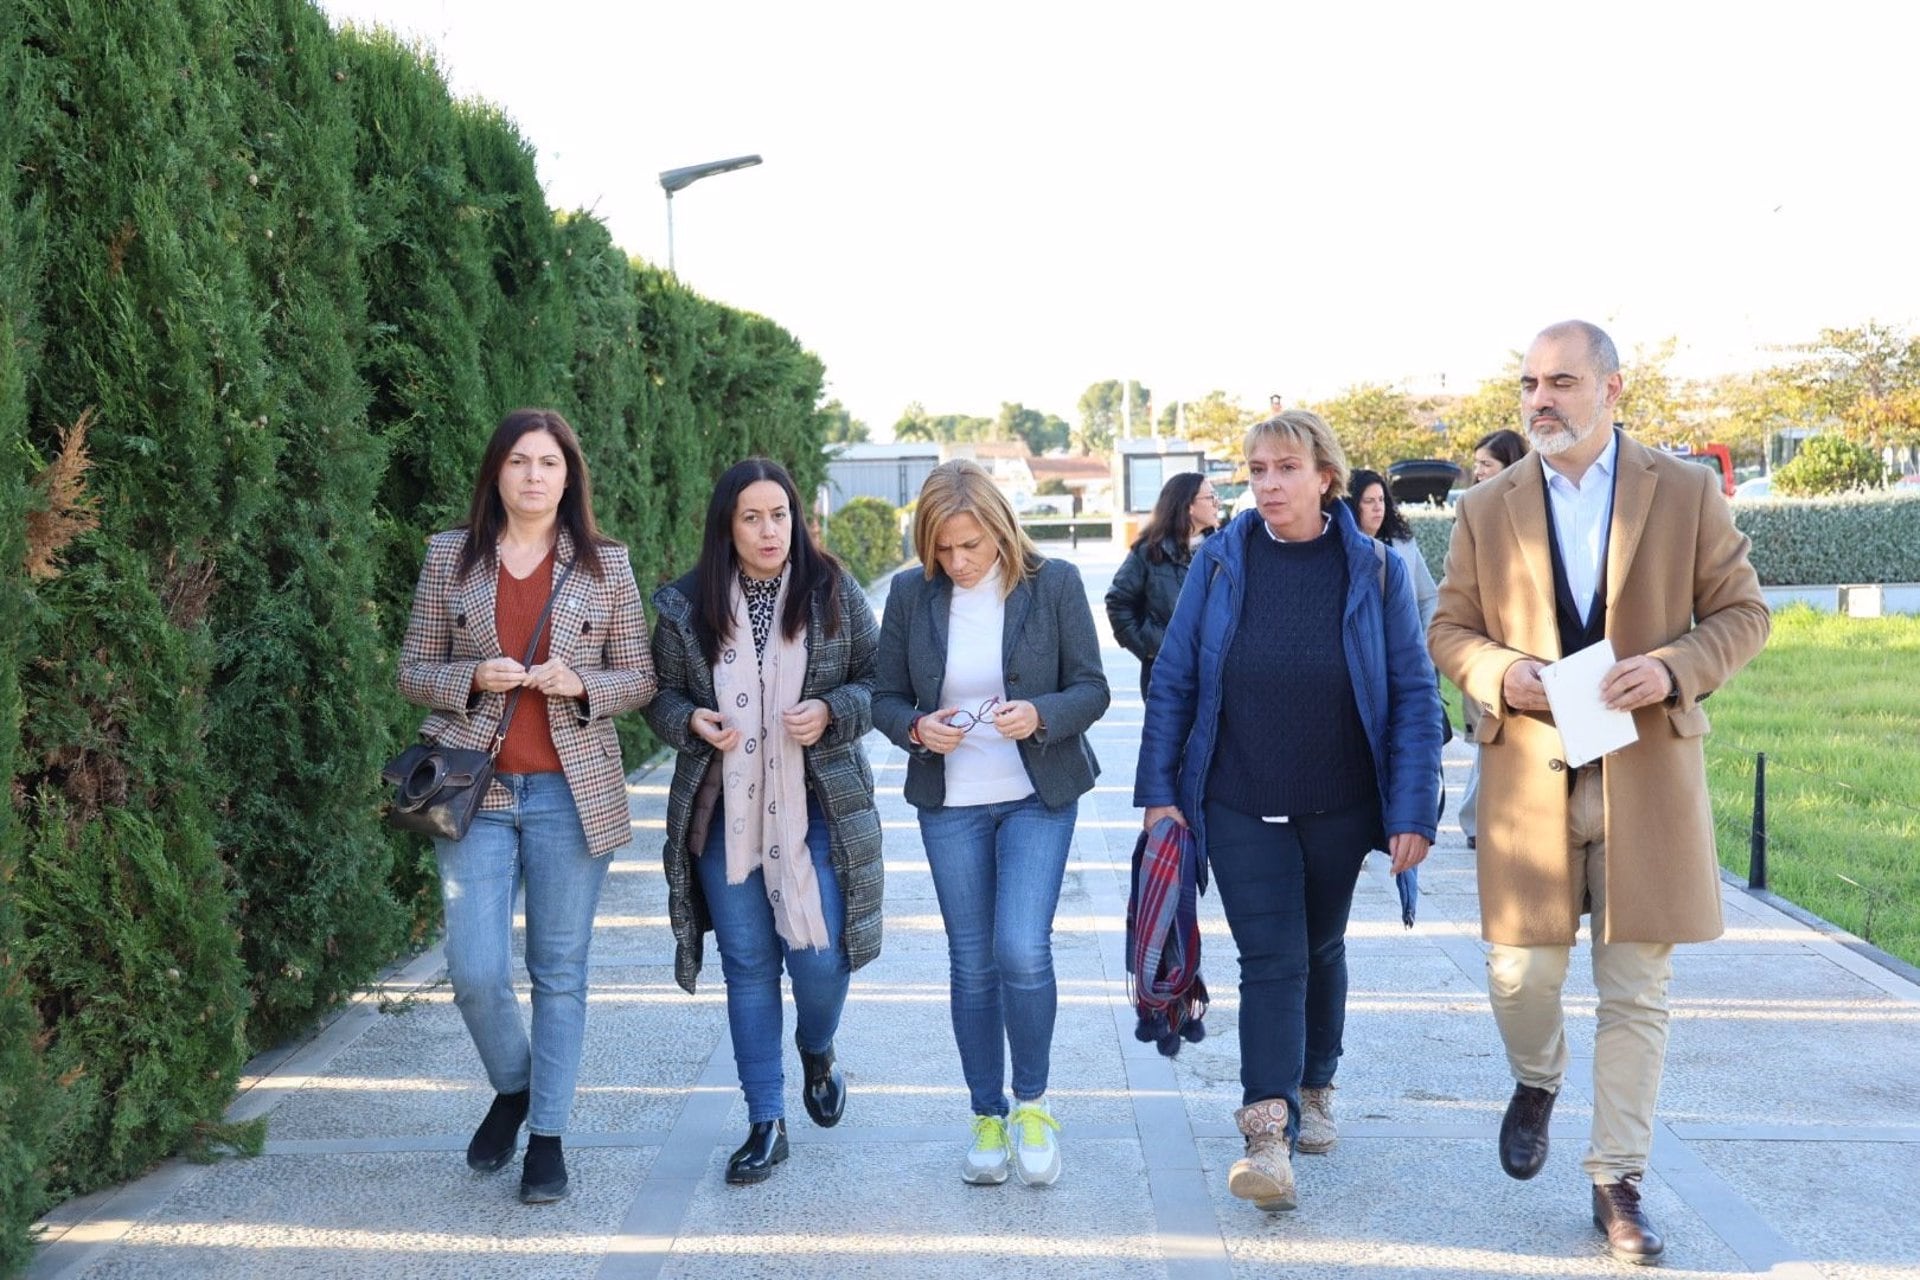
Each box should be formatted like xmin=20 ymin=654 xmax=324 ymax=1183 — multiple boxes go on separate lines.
xmin=490 ymin=556 xmax=579 ymax=757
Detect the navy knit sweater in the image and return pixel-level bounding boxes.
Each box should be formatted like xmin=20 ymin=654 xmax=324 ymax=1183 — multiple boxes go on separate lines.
xmin=1205 ymin=524 xmax=1377 ymax=817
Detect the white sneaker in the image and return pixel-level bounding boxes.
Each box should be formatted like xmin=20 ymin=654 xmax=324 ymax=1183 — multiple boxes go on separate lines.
xmin=961 ymin=1114 xmax=1010 ymax=1185
xmin=1009 ymin=1099 xmax=1061 ymax=1187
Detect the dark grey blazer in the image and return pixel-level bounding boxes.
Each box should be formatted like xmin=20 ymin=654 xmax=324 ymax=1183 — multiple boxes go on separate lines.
xmin=872 ymin=557 xmax=1111 ymax=810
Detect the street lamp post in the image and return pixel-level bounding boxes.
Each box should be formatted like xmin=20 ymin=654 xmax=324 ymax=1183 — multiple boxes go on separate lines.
xmin=658 ymin=154 xmax=763 ymax=274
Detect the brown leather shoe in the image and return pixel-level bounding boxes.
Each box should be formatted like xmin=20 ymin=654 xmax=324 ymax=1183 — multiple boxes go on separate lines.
xmin=1498 ymin=1082 xmax=1555 ymax=1180
xmin=1592 ymin=1176 xmax=1665 ymax=1265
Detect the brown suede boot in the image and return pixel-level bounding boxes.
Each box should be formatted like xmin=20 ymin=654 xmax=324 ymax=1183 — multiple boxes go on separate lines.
xmin=1228 ymin=1099 xmax=1296 ymax=1211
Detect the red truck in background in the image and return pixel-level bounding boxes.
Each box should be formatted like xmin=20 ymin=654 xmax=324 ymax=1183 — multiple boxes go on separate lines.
xmin=1659 ymin=441 xmax=1735 ymax=497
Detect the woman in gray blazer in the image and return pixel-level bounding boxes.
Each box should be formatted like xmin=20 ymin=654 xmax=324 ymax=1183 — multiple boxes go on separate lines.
xmin=872 ymin=460 xmax=1110 ymax=1190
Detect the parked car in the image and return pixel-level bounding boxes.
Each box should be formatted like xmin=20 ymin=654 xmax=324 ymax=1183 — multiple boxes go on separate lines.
xmin=1733 ymin=475 xmax=1772 ymax=500
xmin=1387 ymin=459 xmax=1463 ymax=507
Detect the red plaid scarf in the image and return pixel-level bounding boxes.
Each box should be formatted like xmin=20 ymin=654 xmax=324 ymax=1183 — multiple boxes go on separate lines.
xmin=1125 ymin=817 xmax=1209 ymax=1057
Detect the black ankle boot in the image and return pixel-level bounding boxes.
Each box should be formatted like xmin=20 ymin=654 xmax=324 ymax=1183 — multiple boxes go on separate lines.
xmin=725 ymin=1119 xmax=789 ymax=1185
xmin=519 ymin=1133 xmax=569 ymax=1204
xmin=799 ymin=1040 xmax=846 ymax=1128
xmin=467 ymin=1089 xmax=530 ymax=1173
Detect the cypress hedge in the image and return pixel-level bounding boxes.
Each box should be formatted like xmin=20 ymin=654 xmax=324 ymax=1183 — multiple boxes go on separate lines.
xmin=2 ymin=3 xmax=835 ymax=1261
xmin=1 ymin=1 xmax=54 ymax=1267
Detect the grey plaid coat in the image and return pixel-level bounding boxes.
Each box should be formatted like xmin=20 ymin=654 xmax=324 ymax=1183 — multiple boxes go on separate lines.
xmin=398 ymin=528 xmax=657 ymax=856
xmin=646 ymin=566 xmax=884 ymax=994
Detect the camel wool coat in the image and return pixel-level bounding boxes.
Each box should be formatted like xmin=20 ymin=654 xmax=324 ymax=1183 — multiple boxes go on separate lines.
xmin=1428 ymin=433 xmax=1769 ymax=947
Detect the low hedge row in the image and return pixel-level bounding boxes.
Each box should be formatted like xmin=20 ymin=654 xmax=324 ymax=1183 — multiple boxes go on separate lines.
xmin=1404 ymin=491 xmax=1920 ymax=587
xmin=825 ymin=497 xmax=904 ymax=587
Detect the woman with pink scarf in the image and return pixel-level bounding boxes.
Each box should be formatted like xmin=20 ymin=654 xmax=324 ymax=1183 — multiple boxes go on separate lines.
xmin=646 ymin=459 xmax=883 ymax=1185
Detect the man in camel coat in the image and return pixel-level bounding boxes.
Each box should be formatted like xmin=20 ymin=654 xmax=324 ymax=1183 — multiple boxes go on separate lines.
xmin=1429 ymin=320 xmax=1769 ymax=1266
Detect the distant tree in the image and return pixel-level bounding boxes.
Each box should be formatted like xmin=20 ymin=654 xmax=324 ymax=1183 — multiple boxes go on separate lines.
xmin=1709 ymin=323 xmax=1920 ymax=468
xmin=1617 ymin=338 xmax=1696 ymax=442
xmin=819 ymin=399 xmax=869 ymax=445
xmin=1772 ymin=433 xmax=1887 ymax=496
xmin=1035 ymin=477 xmax=1070 ymax=496
xmin=1440 ymin=362 xmax=1522 ymax=462
xmin=996 ymin=401 xmax=1069 ymax=454
xmin=1308 ymin=383 xmax=1431 ymax=471
xmin=1181 ymin=390 xmax=1256 ymax=461
xmin=1076 ymin=378 xmax=1151 ymax=456
xmin=930 ymin=413 xmax=997 ymax=443
xmin=893 ymin=401 xmax=935 ymax=442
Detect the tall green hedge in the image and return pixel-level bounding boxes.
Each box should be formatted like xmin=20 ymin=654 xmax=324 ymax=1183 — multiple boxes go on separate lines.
xmin=0 ymin=1 xmax=54 ymax=1267
xmin=2 ymin=3 xmax=834 ymax=1258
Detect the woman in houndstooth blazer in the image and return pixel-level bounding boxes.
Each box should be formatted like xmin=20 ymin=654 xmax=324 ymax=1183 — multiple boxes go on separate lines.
xmin=398 ymin=408 xmax=656 ymax=1206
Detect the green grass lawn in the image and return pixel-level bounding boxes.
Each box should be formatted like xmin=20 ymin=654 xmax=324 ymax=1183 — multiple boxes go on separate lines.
xmin=1702 ymin=605 xmax=1920 ymax=967
xmin=1438 ymin=606 xmax=1920 ymax=968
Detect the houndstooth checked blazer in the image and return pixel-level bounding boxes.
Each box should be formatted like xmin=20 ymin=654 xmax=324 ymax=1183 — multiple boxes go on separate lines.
xmin=398 ymin=527 xmax=657 ymax=855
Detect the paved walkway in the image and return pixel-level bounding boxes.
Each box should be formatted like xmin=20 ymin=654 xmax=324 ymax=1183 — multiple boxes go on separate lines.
xmin=32 ymin=540 xmax=1920 ymax=1279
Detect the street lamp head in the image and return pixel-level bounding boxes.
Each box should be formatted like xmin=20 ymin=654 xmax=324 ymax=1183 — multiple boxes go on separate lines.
xmin=658 ymin=154 xmax=763 ymax=195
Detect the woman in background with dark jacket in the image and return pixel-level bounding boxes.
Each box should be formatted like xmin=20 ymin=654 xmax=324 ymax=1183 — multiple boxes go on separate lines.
xmin=645 ymin=458 xmax=883 ymax=1187
xmin=1105 ymin=472 xmax=1220 ymax=698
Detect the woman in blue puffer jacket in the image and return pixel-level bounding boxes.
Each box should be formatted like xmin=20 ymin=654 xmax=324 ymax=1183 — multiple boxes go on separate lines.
xmin=1133 ymin=410 xmax=1443 ymax=1216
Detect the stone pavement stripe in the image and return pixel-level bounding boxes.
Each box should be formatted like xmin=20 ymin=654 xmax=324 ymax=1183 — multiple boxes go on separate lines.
xmin=1647 ymin=1122 xmax=1829 ymax=1280
xmin=593 ymin=1032 xmax=738 ymax=1280
xmin=249 ymin=1115 xmax=1920 ymax=1160
xmin=28 ymin=936 xmax=457 ymax=1276
xmin=1078 ymin=778 xmax=1235 ymax=1278
xmin=226 ymin=940 xmax=451 ymax=1126
xmin=25 ymin=1160 xmax=202 ymax=1280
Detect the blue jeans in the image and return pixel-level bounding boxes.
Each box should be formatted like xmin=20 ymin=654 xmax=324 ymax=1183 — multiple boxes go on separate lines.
xmin=434 ymin=772 xmax=610 ymax=1137
xmin=917 ymin=793 xmax=1078 ymax=1117
xmin=1203 ymin=801 xmax=1375 ymax=1138
xmin=697 ymin=795 xmax=850 ymax=1123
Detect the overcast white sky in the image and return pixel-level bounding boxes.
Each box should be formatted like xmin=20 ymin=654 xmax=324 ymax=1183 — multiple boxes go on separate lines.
xmin=320 ymin=0 xmax=1920 ymax=437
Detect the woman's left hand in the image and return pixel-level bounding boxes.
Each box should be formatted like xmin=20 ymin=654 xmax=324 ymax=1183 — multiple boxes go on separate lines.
xmin=989 ymin=699 xmax=1042 ymax=741
xmin=1387 ymin=832 xmax=1431 ymax=875
xmin=524 ymin=659 xmax=584 ymax=700
xmin=781 ymin=698 xmax=831 ymax=746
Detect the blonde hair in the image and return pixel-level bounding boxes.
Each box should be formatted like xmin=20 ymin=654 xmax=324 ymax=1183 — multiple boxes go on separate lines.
xmin=911 ymin=459 xmax=1042 ymax=596
xmin=1243 ymin=409 xmax=1352 ymax=507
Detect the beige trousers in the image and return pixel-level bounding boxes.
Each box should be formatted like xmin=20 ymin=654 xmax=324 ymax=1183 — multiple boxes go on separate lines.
xmin=1485 ymin=765 xmax=1675 ymax=1184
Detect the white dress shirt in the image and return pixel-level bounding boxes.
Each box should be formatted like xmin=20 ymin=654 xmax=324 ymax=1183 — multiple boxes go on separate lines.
xmin=1543 ymin=430 xmax=1619 ymax=626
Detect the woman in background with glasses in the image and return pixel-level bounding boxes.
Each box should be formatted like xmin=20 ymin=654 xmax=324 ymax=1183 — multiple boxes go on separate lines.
xmin=1105 ymin=472 xmax=1220 ymax=700
xmin=873 ymin=459 xmax=1111 ymax=1190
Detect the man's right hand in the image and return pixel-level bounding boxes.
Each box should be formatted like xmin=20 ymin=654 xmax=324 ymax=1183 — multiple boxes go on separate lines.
xmin=1143 ymin=805 xmax=1187 ymax=831
xmin=1502 ymin=658 xmax=1551 ymax=712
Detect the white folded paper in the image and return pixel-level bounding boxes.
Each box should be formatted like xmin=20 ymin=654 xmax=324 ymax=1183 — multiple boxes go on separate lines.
xmin=1538 ymin=638 xmax=1640 ymax=768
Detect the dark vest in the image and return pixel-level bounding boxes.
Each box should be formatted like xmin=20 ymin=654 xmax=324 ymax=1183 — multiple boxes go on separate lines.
xmin=1541 ymin=461 xmax=1616 ymax=658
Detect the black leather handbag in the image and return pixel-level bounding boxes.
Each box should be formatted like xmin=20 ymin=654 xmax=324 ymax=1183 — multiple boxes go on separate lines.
xmin=384 ymin=559 xmax=575 ymax=841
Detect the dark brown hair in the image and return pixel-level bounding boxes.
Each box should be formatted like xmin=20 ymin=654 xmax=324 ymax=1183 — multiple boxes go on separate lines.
xmin=458 ymin=408 xmax=613 ymax=582
xmin=1133 ymin=472 xmax=1209 ymax=564
xmin=1474 ymin=428 xmax=1528 ymax=470
xmin=692 ymin=458 xmax=844 ymax=666
xmin=1346 ymin=468 xmax=1412 ymax=542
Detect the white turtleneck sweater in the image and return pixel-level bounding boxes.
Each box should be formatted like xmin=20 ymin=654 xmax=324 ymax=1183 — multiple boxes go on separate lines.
xmin=938 ymin=568 xmax=1034 ymax=807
